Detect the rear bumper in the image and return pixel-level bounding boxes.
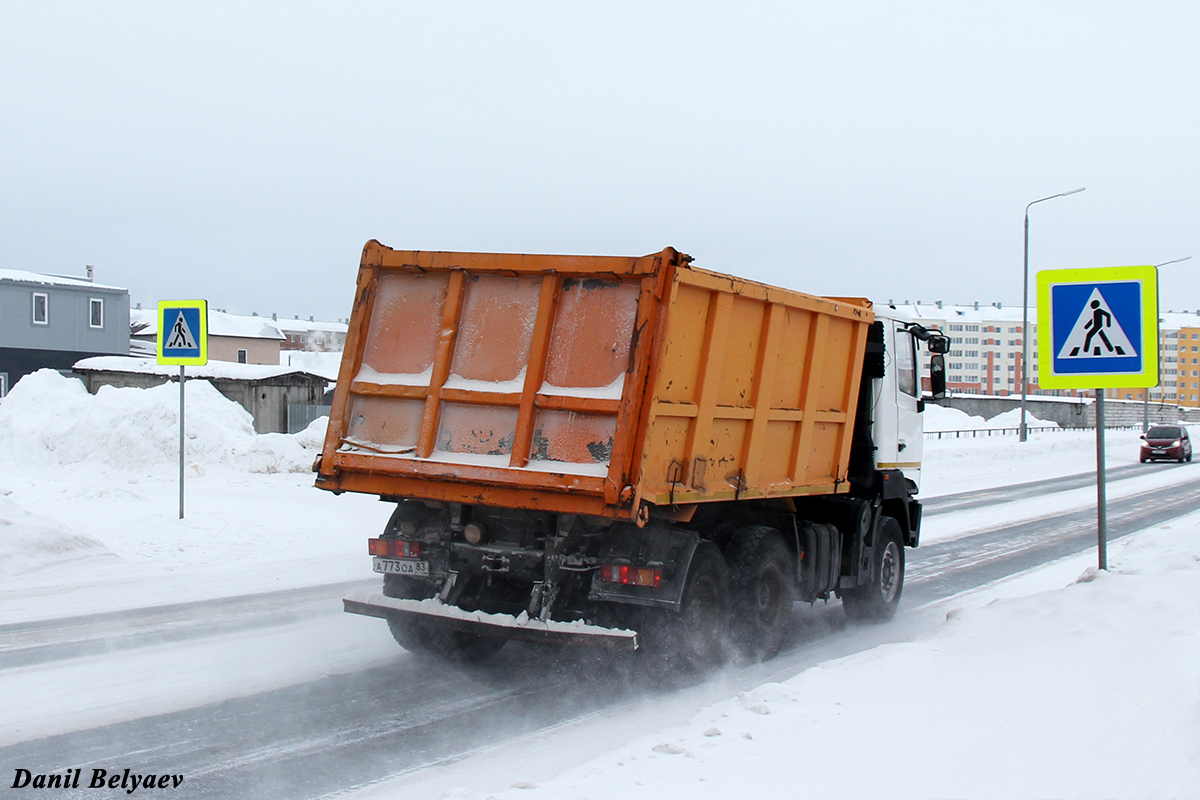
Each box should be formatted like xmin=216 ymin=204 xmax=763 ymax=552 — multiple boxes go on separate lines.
xmin=343 ymin=590 xmax=640 ymax=651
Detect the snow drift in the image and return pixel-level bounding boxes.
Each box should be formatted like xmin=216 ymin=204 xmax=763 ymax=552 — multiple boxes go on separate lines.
xmin=0 ymin=369 xmax=327 ymax=474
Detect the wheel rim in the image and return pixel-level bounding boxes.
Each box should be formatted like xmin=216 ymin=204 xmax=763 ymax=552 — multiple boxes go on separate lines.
xmin=757 ymin=564 xmax=784 ymax=626
xmin=879 ymin=541 xmax=901 ymax=603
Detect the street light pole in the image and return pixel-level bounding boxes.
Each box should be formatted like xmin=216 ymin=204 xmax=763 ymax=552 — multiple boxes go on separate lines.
xmin=1020 ymin=187 xmax=1086 ymax=442
xmin=1144 ymin=256 xmax=1193 ymax=431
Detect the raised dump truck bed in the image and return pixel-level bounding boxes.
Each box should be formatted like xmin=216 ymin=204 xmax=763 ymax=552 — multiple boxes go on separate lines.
xmin=316 ymin=241 xmax=874 ymax=522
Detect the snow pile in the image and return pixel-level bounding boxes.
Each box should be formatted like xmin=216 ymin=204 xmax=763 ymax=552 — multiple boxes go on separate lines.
xmin=0 ymin=493 xmax=118 ymax=574
xmin=430 ymin=515 xmax=1200 ymax=800
xmin=924 ymin=403 xmax=1058 ymax=432
xmin=0 ymin=369 xmax=324 ymax=474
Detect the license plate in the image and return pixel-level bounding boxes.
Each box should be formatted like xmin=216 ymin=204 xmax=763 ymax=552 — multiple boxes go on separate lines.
xmin=373 ymin=558 xmax=430 ymax=576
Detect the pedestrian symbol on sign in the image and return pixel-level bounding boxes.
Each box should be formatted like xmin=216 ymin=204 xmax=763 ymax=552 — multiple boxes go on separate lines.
xmin=166 ymin=310 xmax=198 ymax=350
xmin=1057 ymin=288 xmax=1137 ymax=360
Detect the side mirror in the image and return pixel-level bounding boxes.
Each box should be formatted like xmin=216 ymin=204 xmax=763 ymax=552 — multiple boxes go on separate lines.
xmin=928 ymin=353 xmax=946 ymax=400
xmin=1140 ymin=434 xmax=1146 ymax=439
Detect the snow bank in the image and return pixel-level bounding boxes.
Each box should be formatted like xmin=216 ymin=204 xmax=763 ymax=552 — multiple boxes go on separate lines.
xmin=0 ymin=493 xmax=118 ymax=574
xmin=0 ymin=369 xmax=325 ymax=474
xmin=924 ymin=403 xmax=1058 ymax=432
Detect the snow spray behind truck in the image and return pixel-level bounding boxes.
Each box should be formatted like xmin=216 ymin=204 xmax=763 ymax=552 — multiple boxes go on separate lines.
xmin=316 ymin=241 xmax=948 ymax=662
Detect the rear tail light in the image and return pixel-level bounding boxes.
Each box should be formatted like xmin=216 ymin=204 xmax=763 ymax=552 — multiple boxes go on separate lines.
xmin=600 ymin=563 xmax=662 ymax=588
xmin=368 ymin=538 xmax=421 ymax=558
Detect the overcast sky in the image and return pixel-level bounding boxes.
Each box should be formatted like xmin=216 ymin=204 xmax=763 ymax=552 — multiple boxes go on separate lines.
xmin=3 ymin=2 xmax=1197 ymax=321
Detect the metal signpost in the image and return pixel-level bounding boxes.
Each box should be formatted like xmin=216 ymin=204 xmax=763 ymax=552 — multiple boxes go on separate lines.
xmin=156 ymin=300 xmax=209 ymax=519
xmin=1037 ymin=267 xmax=1158 ymax=569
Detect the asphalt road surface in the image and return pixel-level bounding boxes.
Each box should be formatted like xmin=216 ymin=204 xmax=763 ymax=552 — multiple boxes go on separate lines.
xmin=3 ymin=464 xmax=1197 ymax=799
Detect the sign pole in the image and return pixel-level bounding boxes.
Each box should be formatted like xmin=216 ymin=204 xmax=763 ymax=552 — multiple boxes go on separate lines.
xmin=179 ymin=365 xmax=186 ymax=519
xmin=158 ymin=299 xmax=207 ymax=521
xmin=1095 ymin=389 xmax=1107 ymax=570
xmin=1038 ymin=266 xmax=1158 ymax=574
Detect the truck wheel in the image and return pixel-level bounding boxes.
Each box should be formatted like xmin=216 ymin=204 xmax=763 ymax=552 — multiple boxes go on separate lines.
xmin=726 ymin=527 xmax=794 ymax=661
xmin=382 ymin=575 xmax=435 ymax=653
xmin=647 ymin=542 xmax=731 ymax=667
xmin=842 ymin=517 xmax=904 ymax=623
xmin=382 ymin=575 xmax=506 ymax=662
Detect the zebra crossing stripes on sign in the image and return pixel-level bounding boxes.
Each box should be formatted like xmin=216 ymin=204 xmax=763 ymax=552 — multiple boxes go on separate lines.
xmin=157 ymin=300 xmax=209 ymax=366
xmin=1036 ymin=266 xmax=1158 ymax=390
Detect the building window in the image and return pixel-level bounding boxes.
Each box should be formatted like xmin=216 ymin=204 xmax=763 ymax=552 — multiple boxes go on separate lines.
xmin=89 ymin=298 xmax=104 ymax=329
xmin=32 ymin=293 xmax=48 ymax=325
xmin=0 ymin=373 xmax=7 ymax=397
xmin=237 ymin=349 xmax=248 ymax=364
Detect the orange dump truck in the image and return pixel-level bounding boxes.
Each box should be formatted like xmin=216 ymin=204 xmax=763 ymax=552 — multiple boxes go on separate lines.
xmin=317 ymin=241 xmax=947 ymax=662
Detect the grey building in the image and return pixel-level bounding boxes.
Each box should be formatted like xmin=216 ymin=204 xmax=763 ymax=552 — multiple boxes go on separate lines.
xmin=0 ymin=269 xmax=130 ymax=395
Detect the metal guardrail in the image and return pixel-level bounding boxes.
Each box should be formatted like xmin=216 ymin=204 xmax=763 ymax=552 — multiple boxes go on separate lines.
xmin=925 ymin=425 xmax=1141 ymax=439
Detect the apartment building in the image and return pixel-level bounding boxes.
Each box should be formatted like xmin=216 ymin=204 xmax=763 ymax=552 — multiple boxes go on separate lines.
xmin=893 ymin=302 xmax=1200 ymax=405
xmin=887 ymin=302 xmax=1082 ymax=398
xmin=1108 ymin=313 xmax=1200 ymax=407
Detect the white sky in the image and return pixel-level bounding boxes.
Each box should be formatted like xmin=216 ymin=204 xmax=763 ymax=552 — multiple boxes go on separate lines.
xmin=2 ymin=2 xmax=1198 ymax=319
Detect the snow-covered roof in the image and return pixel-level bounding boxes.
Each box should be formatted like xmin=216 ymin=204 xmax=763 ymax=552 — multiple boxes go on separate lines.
xmin=74 ymin=356 xmax=325 ymax=383
xmin=131 ymin=308 xmax=285 ymax=340
xmin=0 ymin=268 xmax=126 ymax=292
xmin=1159 ymin=311 xmax=1200 ymax=330
xmin=272 ymin=317 xmax=348 ymax=335
xmin=885 ymin=302 xmax=1026 ymax=325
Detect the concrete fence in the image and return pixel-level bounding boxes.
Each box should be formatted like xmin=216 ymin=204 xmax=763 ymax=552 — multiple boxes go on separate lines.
xmin=933 ymin=394 xmax=1200 ymax=429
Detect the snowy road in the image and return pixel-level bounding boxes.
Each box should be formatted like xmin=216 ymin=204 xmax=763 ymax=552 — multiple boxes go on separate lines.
xmin=3 ymin=464 xmax=1198 ymax=799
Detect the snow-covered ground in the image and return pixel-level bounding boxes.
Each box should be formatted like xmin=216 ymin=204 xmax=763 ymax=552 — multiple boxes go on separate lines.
xmin=1 ymin=371 xmax=1197 ymax=797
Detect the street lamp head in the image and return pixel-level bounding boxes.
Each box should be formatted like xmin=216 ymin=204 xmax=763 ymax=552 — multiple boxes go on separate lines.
xmin=1061 ymin=187 xmax=1086 ymax=197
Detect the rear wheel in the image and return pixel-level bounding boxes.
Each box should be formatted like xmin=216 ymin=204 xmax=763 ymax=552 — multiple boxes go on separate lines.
xmin=645 ymin=543 xmax=731 ymax=667
xmin=382 ymin=575 xmax=435 ymax=653
xmin=726 ymin=527 xmax=794 ymax=661
xmin=382 ymin=575 xmax=506 ymax=662
xmin=842 ymin=517 xmax=904 ymax=623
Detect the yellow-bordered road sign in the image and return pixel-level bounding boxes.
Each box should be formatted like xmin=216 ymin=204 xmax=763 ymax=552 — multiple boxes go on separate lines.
xmin=157 ymin=300 xmax=209 ymax=366
xmin=1037 ymin=266 xmax=1158 ymax=389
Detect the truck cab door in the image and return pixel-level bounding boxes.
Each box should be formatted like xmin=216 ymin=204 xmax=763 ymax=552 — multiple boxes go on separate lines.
xmin=873 ymin=321 xmax=923 ymax=488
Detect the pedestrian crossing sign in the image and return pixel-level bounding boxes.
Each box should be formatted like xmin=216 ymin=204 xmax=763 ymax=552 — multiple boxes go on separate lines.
xmin=1037 ymin=266 xmax=1157 ymax=389
xmin=157 ymin=300 xmax=208 ymax=366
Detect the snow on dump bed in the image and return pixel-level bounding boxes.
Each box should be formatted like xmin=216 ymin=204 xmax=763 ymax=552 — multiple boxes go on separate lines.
xmin=0 ymin=369 xmax=327 ymax=474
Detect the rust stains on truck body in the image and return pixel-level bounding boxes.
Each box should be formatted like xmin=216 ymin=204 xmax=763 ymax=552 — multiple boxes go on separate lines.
xmin=316 ymin=241 xmax=874 ymax=521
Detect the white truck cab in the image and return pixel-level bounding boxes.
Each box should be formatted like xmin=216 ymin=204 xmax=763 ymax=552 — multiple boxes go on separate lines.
xmin=869 ymin=312 xmax=948 ymax=492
